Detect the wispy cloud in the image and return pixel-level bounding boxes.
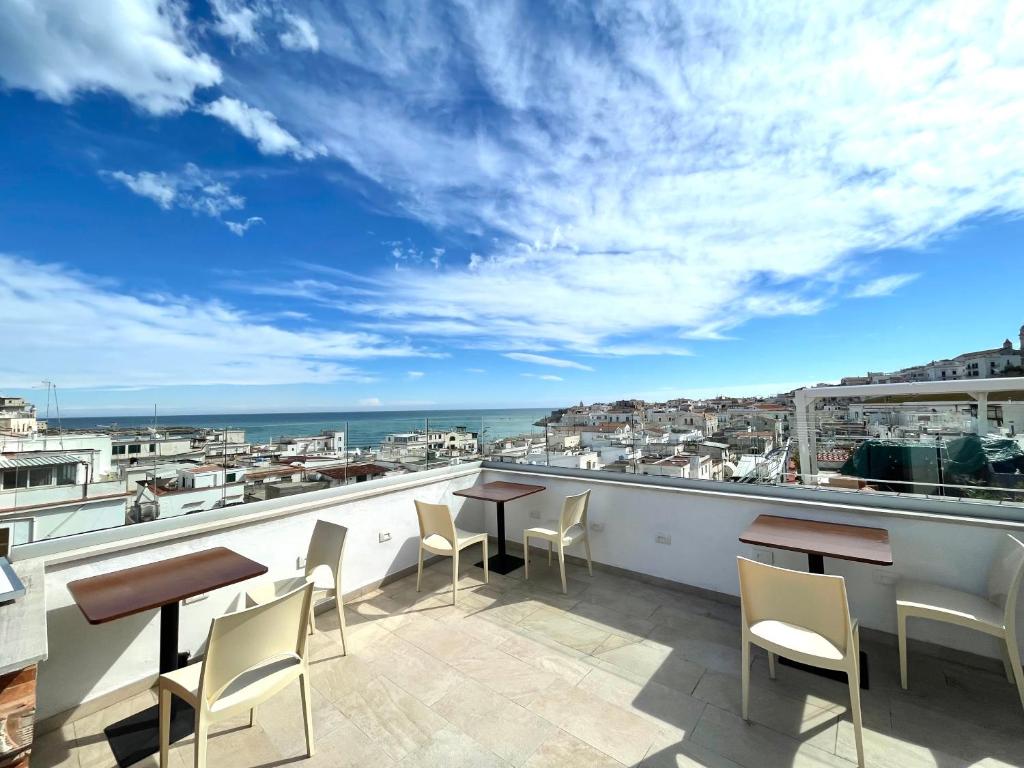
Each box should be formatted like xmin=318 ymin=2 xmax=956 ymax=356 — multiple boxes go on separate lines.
xmin=103 ymin=164 xmax=260 ymax=236
xmin=358 ymin=397 xmax=381 ymax=407
xmin=521 ymin=373 xmax=563 ymax=382
xmin=201 ymin=96 xmax=319 ymax=159
xmin=0 ymin=254 xmax=430 ymax=389
xmin=406 ymin=371 xmax=425 ymax=379
xmin=503 ymin=353 xmax=593 ymax=371
xmin=850 ymin=273 xmax=921 ymax=298
xmin=465 ymin=368 xmax=486 ymax=374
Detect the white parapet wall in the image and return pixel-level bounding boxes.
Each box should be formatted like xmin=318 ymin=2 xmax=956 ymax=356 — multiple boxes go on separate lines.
xmin=478 ymin=465 xmax=1024 ymax=665
xmin=24 ymin=464 xmax=485 ymax=722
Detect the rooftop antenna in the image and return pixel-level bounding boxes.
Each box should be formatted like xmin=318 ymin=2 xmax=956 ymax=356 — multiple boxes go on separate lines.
xmin=40 ymin=380 xmax=64 ymax=449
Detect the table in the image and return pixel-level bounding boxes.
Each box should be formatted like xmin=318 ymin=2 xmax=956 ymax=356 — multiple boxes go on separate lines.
xmin=453 ymin=481 xmax=545 ymax=574
xmin=68 ymin=547 xmax=267 ymax=767
xmin=739 ymin=514 xmax=893 ymax=688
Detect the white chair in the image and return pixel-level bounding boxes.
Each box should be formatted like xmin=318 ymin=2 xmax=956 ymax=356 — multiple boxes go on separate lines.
xmin=524 ymin=489 xmax=593 ymax=594
xmin=897 ymin=533 xmax=1024 ymax=712
xmin=246 ymin=519 xmax=349 ymax=655
xmin=159 ymin=581 xmax=315 ymax=768
xmin=415 ymin=500 xmax=488 ymax=605
xmin=737 ymin=556 xmax=865 ymax=768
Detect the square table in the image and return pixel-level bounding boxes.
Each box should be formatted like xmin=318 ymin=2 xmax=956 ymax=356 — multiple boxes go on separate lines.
xmin=739 ymin=514 xmax=893 ymax=688
xmin=68 ymin=547 xmax=267 ymax=767
xmin=453 ymin=481 xmax=545 ymax=574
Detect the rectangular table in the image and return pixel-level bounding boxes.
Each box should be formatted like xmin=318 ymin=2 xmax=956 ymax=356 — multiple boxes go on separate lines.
xmin=453 ymin=481 xmax=545 ymax=574
xmin=68 ymin=547 xmax=267 ymax=767
xmin=739 ymin=514 xmax=893 ymax=688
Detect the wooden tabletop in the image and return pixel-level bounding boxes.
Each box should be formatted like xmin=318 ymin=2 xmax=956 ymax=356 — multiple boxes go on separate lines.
xmin=67 ymin=547 xmax=267 ymax=625
xmin=739 ymin=514 xmax=893 ymax=566
xmin=453 ymin=481 xmax=545 ymax=503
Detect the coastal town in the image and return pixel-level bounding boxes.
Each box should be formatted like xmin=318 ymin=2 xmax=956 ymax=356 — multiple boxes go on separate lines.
xmin=3 ymin=324 xmax=1024 ymax=546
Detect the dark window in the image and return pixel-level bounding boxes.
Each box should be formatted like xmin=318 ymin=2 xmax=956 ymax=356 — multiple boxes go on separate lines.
xmin=149 ymin=443 xmax=157 ymax=453
xmin=226 ymin=473 xmax=236 ymax=482
xmin=28 ymin=467 xmax=53 ymax=487
xmin=128 ymin=444 xmax=141 ymax=454
xmin=2 ymin=470 xmax=27 ymax=489
xmin=56 ymin=463 xmax=77 ymax=485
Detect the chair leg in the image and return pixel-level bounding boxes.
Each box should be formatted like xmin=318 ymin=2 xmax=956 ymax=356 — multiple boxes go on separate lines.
xmin=1005 ymin=632 xmax=1024 ymax=714
xmin=583 ymin=535 xmax=593 ymax=576
xmin=741 ymin=640 xmax=751 ymax=721
xmin=300 ymin=671 xmax=315 ymax=757
xmin=194 ymin=715 xmax=208 ymax=768
xmin=249 ymin=707 xmax=255 ymax=727
xmin=1001 ymin=644 xmax=1015 ymax=684
xmin=452 ymin=551 xmax=459 ymax=606
xmin=482 ymin=538 xmax=489 ymax=584
xmin=557 ymin=544 xmax=567 ymax=594
xmin=849 ymin=667 xmax=865 ymax=767
xmin=335 ymin=593 xmax=347 ymax=656
xmin=897 ymin=608 xmax=908 ymax=690
xmin=308 ymin=601 xmax=315 ymax=637
xmin=159 ymin=686 xmax=171 ymax=767
xmin=416 ymin=543 xmax=424 ymax=593
xmin=524 ymin=533 xmax=530 ymax=580
xmin=768 ymin=652 xmax=777 ymax=680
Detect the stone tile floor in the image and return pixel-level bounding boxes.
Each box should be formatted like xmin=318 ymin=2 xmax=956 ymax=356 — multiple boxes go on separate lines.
xmin=34 ymin=557 xmax=1024 ymax=768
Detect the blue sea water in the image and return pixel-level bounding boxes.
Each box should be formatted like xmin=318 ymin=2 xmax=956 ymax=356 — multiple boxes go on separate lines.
xmin=58 ymin=408 xmax=552 ymax=449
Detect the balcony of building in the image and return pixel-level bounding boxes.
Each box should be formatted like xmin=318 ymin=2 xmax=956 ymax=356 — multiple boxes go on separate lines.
xmin=10 ymin=462 xmax=1024 ymax=768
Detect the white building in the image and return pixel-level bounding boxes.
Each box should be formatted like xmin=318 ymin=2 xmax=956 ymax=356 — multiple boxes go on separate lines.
xmin=132 ymin=464 xmax=245 ymax=522
xmin=0 ymin=396 xmax=38 ymax=435
xmin=1 ymin=432 xmax=115 ymax=478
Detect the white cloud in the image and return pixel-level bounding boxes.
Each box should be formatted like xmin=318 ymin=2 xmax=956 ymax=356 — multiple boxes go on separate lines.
xmin=237 ymin=1 xmax=1024 ymax=354
xmin=850 ymin=273 xmax=921 ymax=298
xmin=503 ymin=353 xmax=593 ymax=371
xmin=0 ymin=0 xmax=221 ymax=115
xmin=521 ymin=373 xmax=563 ymax=382
xmin=225 ymin=216 xmax=264 ymax=236
xmin=202 ymin=96 xmax=317 ymax=159
xmin=280 ymin=13 xmax=319 ymax=52
xmin=210 ymin=0 xmax=262 ymax=45
xmin=466 ymin=368 xmax=486 ymax=373
xmin=358 ymin=397 xmax=382 ymax=407
xmin=105 ymin=164 xmax=261 ymax=234
xmin=406 ymin=371 xmax=425 ymax=379
xmin=0 ymin=254 xmax=429 ymax=389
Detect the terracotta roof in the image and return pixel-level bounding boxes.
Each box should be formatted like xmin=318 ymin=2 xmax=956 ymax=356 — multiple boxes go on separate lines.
xmin=314 ymin=464 xmax=390 ymax=480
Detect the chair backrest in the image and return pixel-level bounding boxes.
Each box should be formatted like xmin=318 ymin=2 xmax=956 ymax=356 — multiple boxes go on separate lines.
xmin=414 ymin=500 xmax=456 ymax=546
xmin=737 ymin=556 xmax=853 ymax=654
xmin=199 ymin=581 xmax=313 ymax=709
xmin=304 ymin=519 xmax=348 ymax=581
xmin=986 ymin=533 xmax=1024 ymax=622
xmin=559 ymin=490 xmax=591 ymax=534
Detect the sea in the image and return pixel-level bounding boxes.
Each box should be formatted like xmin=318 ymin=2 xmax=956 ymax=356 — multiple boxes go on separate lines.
xmin=57 ymin=408 xmax=552 ymax=449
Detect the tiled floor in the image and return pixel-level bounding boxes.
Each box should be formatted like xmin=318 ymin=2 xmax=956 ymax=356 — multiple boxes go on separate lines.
xmin=34 ymin=557 xmax=1024 ymax=768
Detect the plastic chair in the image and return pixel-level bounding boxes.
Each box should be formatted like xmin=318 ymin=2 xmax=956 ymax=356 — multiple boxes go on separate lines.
xmin=414 ymin=500 xmax=488 ymax=605
xmin=523 ymin=489 xmax=592 ymax=594
xmin=246 ymin=519 xmax=349 ymax=655
xmin=897 ymin=533 xmax=1024 ymax=711
xmin=159 ymin=581 xmax=315 ymax=768
xmin=737 ymin=556 xmax=865 ymax=768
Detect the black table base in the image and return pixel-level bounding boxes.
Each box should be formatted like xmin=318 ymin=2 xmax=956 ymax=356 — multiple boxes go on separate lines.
xmin=105 ymin=699 xmax=194 ymax=767
xmin=106 ymin=602 xmax=193 ymax=767
xmin=477 ymin=553 xmax=526 ymax=575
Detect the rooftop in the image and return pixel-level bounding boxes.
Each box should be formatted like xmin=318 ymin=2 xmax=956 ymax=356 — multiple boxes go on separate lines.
xmin=35 ymin=552 xmax=1024 ymax=768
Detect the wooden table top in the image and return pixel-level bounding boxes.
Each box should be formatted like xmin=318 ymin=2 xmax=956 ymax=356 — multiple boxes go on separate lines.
xmin=739 ymin=514 xmax=893 ymax=566
xmin=67 ymin=547 xmax=267 ymax=625
xmin=453 ymin=481 xmax=546 ymax=503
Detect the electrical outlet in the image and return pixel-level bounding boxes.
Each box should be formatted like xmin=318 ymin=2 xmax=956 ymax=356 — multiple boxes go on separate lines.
xmin=529 ymin=510 xmax=541 ymax=519
xmin=754 ymin=548 xmax=774 ymax=565
xmin=378 ymin=531 xmax=392 ymax=543
xmin=183 ymin=592 xmax=208 ymax=605
xmin=656 ymin=533 xmax=672 ymax=545
xmin=872 ymin=569 xmax=897 ymax=586
xmin=590 ymin=522 xmax=605 ymax=532
xmin=296 ymin=556 xmax=307 ymax=570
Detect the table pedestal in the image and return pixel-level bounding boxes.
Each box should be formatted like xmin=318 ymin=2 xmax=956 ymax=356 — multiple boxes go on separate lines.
xmin=475 ymin=501 xmax=525 ymax=575
xmin=777 ymin=553 xmax=870 ymax=689
xmin=104 ymin=602 xmax=194 ymax=767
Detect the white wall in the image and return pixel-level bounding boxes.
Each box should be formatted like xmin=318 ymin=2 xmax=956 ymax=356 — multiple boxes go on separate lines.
xmin=479 ymin=467 xmax=1022 ymax=664
xmin=33 ymin=467 xmax=482 ymax=721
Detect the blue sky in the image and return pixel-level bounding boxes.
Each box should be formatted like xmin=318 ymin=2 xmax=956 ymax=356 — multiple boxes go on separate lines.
xmin=2 ymin=1 xmax=1023 ymax=415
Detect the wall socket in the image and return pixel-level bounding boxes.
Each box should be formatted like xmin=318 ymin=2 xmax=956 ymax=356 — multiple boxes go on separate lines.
xmin=590 ymin=522 xmax=605 ymax=532
xmin=655 ymin=533 xmax=672 ymax=545
xmin=378 ymin=531 xmax=392 ymax=543
xmin=297 ymin=556 xmax=307 ymax=570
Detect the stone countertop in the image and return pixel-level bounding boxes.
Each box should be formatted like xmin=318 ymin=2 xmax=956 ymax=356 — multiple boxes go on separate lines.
xmin=0 ymin=558 xmax=47 ymax=676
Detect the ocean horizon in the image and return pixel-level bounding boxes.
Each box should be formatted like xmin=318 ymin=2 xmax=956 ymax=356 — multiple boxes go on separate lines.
xmin=56 ymin=407 xmax=554 ymax=448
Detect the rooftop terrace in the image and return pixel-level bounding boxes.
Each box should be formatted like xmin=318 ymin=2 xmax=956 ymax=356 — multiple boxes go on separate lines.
xmin=16 ymin=463 xmax=1024 ymax=768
